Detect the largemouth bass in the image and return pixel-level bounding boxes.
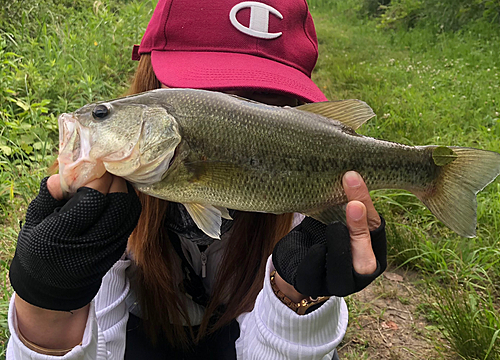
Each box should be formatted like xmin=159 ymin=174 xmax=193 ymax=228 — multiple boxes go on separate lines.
xmin=58 ymin=88 xmax=500 ymax=238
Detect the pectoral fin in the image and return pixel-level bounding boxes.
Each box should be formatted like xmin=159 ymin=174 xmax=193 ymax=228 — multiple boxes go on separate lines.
xmin=183 ymin=203 xmax=230 ymax=239
xmin=303 ymin=204 xmax=347 ymax=225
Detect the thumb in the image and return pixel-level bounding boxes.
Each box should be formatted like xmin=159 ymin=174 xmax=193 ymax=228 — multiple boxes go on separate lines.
xmin=46 ymin=175 xmax=65 ymax=201
xmin=346 ymin=201 xmax=377 ymax=275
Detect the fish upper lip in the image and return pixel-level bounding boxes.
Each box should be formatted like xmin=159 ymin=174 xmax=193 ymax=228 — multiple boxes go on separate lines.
xmin=58 ymin=113 xmax=104 ymax=193
xmin=58 ymin=113 xmax=76 ymax=149
xmin=58 ymin=113 xmax=92 ymax=163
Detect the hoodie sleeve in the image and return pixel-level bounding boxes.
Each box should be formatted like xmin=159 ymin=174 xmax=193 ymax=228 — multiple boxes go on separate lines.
xmin=235 ymin=256 xmax=348 ymax=360
xmin=7 ymin=259 xmax=131 ymax=360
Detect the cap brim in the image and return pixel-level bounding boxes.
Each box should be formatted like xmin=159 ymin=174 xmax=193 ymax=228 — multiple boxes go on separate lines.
xmin=151 ymin=51 xmax=328 ymax=103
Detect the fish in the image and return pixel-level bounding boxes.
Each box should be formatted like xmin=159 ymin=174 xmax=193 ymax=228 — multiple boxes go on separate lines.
xmin=58 ymin=88 xmax=500 ymax=239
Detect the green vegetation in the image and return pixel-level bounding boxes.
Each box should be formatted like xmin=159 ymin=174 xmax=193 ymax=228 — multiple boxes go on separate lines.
xmin=0 ymin=0 xmax=154 ymax=355
xmin=308 ymin=0 xmax=500 ymax=358
xmin=0 ymin=0 xmax=154 ymax=206
xmin=359 ymin=0 xmax=500 ymax=31
xmin=1 ymin=0 xmax=499 ymax=358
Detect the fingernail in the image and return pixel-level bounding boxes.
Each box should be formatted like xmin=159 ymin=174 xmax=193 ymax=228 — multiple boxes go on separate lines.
xmin=348 ymin=202 xmax=364 ymax=221
xmin=344 ymin=171 xmax=361 ymax=188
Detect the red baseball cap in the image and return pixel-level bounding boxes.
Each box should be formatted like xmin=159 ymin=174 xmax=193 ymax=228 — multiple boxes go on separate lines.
xmin=133 ymin=0 xmax=328 ymax=103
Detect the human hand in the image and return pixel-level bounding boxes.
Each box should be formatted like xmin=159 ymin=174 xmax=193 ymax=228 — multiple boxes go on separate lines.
xmin=9 ymin=173 xmax=142 ymax=311
xmin=272 ymin=171 xmax=387 ymax=298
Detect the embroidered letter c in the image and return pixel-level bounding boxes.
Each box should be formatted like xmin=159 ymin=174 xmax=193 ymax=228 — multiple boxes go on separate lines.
xmin=229 ymin=1 xmax=283 ymax=39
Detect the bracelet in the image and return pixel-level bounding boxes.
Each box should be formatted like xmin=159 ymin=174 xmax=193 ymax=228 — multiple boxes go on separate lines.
xmin=17 ymin=328 xmax=80 ymax=356
xmin=270 ymin=270 xmax=330 ymax=315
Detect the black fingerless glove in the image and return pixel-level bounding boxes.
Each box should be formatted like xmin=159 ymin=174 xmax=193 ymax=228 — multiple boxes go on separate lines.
xmin=272 ymin=216 xmax=387 ymax=298
xmin=9 ymin=177 xmax=142 ymax=311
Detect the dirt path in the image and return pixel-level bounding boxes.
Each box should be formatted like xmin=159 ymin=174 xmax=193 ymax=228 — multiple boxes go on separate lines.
xmin=338 ymin=266 xmax=453 ymax=359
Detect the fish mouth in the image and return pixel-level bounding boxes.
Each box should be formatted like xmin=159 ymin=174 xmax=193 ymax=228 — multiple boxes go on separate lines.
xmin=58 ymin=113 xmax=106 ymax=194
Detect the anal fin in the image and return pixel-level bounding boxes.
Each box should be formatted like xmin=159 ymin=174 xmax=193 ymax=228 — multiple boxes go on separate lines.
xmin=303 ymin=204 xmax=347 ymax=225
xmin=214 ymin=206 xmax=233 ymax=220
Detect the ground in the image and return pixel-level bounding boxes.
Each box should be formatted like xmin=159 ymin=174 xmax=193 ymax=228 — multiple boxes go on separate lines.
xmin=339 ymin=266 xmax=453 ymax=359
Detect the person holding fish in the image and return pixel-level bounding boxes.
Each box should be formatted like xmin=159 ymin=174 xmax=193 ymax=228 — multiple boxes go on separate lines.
xmin=10 ymin=0 xmax=498 ymax=359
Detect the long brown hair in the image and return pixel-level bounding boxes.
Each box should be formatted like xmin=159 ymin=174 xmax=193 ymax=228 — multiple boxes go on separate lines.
xmin=127 ymin=55 xmax=294 ymax=348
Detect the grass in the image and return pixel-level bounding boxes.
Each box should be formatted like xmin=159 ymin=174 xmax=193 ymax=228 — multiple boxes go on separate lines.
xmin=0 ymin=0 xmax=155 ymax=355
xmin=431 ymin=284 xmax=500 ymax=359
xmin=1 ymin=0 xmax=500 ymax=358
xmin=0 ymin=0 xmax=155 ymax=209
xmin=307 ymin=1 xmax=500 ymax=358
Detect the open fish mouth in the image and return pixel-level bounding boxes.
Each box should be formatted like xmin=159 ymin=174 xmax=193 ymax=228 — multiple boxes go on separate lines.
xmin=57 ymin=110 xmax=180 ymax=195
xmin=58 ymin=113 xmax=106 ymax=194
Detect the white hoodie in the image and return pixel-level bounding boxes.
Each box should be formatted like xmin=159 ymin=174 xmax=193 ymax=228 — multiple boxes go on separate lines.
xmin=7 ymin=222 xmax=348 ymax=360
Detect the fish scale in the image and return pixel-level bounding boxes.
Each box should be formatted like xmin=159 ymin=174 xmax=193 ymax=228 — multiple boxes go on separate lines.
xmin=150 ymin=92 xmax=429 ymax=211
xmin=58 ymin=88 xmax=500 ymax=238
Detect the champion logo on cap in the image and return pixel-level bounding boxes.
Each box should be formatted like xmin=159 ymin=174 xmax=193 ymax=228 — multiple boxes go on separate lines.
xmin=229 ymin=1 xmax=283 ymax=39
xmin=134 ymin=0 xmax=329 ymax=103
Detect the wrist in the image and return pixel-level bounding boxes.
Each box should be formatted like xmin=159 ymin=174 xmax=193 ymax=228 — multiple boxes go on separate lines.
xmin=273 ymin=271 xmax=307 ymax=303
xmin=15 ymin=294 xmax=89 ymax=351
xmin=270 ymin=271 xmax=330 ymax=315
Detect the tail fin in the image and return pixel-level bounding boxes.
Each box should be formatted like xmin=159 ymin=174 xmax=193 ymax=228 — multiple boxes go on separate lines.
xmin=416 ymin=147 xmax=500 ymax=237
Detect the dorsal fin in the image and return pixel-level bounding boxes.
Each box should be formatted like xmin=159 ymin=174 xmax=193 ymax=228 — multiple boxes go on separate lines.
xmin=297 ymin=99 xmax=375 ymax=130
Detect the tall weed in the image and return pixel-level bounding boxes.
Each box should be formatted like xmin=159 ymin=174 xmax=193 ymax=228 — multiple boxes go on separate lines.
xmin=428 ymin=284 xmax=500 ymax=360
xmin=0 ymin=0 xmax=154 ymax=206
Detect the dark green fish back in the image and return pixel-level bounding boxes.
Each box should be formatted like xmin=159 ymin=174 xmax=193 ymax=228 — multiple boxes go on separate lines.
xmin=140 ymin=90 xmax=438 ymax=213
xmin=90 ymin=88 xmax=500 ymax=237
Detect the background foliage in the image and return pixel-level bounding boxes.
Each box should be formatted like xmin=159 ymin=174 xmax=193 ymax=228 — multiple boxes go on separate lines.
xmin=1 ymin=0 xmax=499 ymax=358
xmin=359 ymin=0 xmax=500 ymax=31
xmin=308 ymin=0 xmax=500 ymax=358
xmin=0 ymin=0 xmax=152 ymax=209
xmin=0 ymin=0 xmax=154 ymax=356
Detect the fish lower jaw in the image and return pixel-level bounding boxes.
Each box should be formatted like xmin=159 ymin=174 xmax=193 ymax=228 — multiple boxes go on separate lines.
xmin=59 ymin=157 xmax=106 ymax=194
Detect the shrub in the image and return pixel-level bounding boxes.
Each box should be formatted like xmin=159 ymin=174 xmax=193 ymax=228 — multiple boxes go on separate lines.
xmin=375 ymin=0 xmax=500 ymax=31
xmin=359 ymin=0 xmax=392 ymax=18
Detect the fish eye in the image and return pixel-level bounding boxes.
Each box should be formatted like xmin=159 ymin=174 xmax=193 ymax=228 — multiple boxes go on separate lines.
xmin=92 ymin=104 xmax=110 ymax=120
